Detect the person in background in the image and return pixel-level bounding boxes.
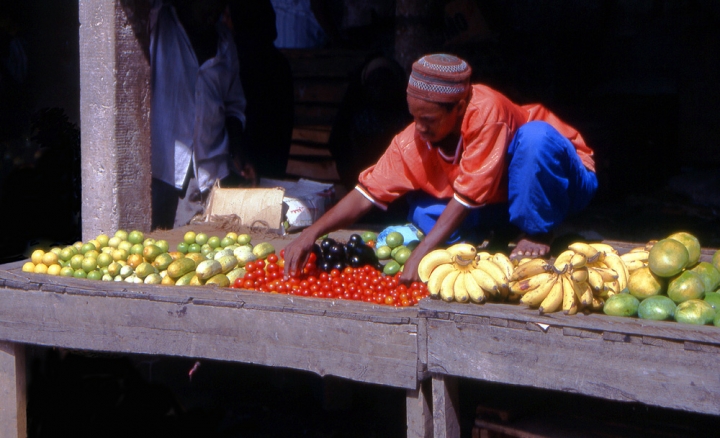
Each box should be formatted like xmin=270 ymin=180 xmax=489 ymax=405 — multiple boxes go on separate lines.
xmin=228 ymin=0 xmax=294 ymax=180
xmin=149 ymin=0 xmax=254 ymax=230
xmin=283 ymin=53 xmax=597 ymax=283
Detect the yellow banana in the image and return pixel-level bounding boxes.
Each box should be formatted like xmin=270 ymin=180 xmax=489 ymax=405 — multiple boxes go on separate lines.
xmin=591 ymin=296 xmax=604 ymax=311
xmin=561 ymin=274 xmax=578 ymax=315
xmin=586 ymin=267 xmax=605 ymax=293
xmin=569 ymin=252 xmax=587 ymax=269
xmin=620 ymin=251 xmax=649 ymax=263
xmin=604 ymin=279 xmax=620 ymax=297
xmin=624 ymin=259 xmax=646 ymax=272
xmin=427 ymin=263 xmax=456 ymax=298
xmin=453 ymin=272 xmax=470 ymax=303
xmin=568 ymin=242 xmax=601 ymax=261
xmin=446 ymin=243 xmax=477 ymax=266
xmin=491 ymin=253 xmax=514 ymax=280
xmin=521 ymin=273 xmax=558 ymax=307
xmin=553 ymin=249 xmax=575 ymax=273
xmin=417 ymin=249 xmax=454 ymax=282
xmin=602 ymin=252 xmax=628 ymax=291
xmin=539 ymin=277 xmax=564 ymax=314
xmin=592 ymin=266 xmax=619 ymax=283
xmin=470 ymin=267 xmax=500 ymax=299
xmin=474 ymin=259 xmax=509 ymax=292
xmin=463 ymin=271 xmax=486 ymax=303
xmin=570 ymin=266 xmax=588 ymax=283
xmin=510 ymin=258 xmax=552 ymax=281
xmin=509 ymin=271 xmax=555 ymax=295
xmin=440 ymin=269 xmax=461 ymax=302
xmin=579 ymin=282 xmax=594 ymax=309
xmin=476 ymin=251 xmax=493 ymax=261
xmin=589 ymin=242 xmax=618 ymax=255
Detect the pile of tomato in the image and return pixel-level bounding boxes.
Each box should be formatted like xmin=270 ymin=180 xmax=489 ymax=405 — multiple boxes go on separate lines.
xmin=230 ymin=252 xmax=428 ymax=307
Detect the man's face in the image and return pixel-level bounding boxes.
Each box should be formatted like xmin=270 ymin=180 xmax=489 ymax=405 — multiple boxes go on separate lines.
xmin=407 ymin=95 xmax=462 ymax=146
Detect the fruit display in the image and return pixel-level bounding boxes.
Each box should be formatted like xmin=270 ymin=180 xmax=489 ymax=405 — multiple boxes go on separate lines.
xmin=18 ymin=229 xmax=428 ymax=308
xmin=417 ymin=243 xmax=514 ymax=304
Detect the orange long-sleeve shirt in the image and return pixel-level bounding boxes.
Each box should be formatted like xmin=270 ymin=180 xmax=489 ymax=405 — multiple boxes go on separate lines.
xmin=357 ymin=84 xmax=594 ymax=209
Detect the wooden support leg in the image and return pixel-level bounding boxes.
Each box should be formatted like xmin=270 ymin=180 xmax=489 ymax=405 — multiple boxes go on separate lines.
xmin=406 ymin=378 xmax=432 ymax=438
xmin=432 ymin=373 xmax=460 ymax=438
xmin=0 ymin=342 xmax=26 ymax=438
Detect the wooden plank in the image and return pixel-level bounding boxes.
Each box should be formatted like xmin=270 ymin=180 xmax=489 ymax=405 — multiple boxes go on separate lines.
xmin=420 ymin=299 xmax=720 ymax=346
xmin=406 ymin=379 xmax=433 ymax=438
xmin=281 ymin=48 xmax=370 ymax=78
xmin=426 ymin=317 xmax=720 ymax=415
xmin=286 ymin=157 xmax=340 ymax=181
xmin=294 ymin=79 xmax=348 ymax=104
xmin=0 ymin=287 xmax=418 ymax=389
xmin=289 ymin=143 xmax=333 ymax=157
xmin=292 ymin=104 xmax=341 ymax=127
xmin=0 ymin=342 xmax=25 ymax=438
xmin=291 ymin=126 xmax=332 ymax=144
xmin=432 ymin=374 xmax=461 ymax=438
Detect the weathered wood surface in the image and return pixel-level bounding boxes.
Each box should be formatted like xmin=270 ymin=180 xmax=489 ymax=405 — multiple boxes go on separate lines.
xmin=421 ymin=298 xmax=720 ymax=415
xmin=0 ymin=342 xmax=25 ymax=438
xmin=0 ymin=266 xmax=421 ymax=390
xmin=432 ymin=374 xmax=461 ymax=438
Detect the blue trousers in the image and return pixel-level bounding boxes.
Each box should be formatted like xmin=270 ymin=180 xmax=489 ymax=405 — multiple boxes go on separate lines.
xmin=408 ymin=121 xmax=598 ymax=244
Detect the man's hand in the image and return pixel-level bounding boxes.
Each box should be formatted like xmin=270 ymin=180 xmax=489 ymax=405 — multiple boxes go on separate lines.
xmin=398 ymin=249 xmax=423 ymax=284
xmin=282 ymin=229 xmax=318 ymax=278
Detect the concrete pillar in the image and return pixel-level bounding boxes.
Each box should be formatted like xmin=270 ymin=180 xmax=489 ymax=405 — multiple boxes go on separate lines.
xmin=79 ymin=0 xmax=152 ymax=241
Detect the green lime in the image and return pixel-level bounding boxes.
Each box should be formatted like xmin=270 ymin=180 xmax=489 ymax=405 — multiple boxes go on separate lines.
xmin=130 ymin=243 xmax=144 ymax=255
xmin=177 ymin=242 xmax=189 ymax=254
xmin=87 ymin=270 xmax=103 ymax=281
xmin=200 ymin=244 xmax=213 ymax=256
xmin=155 ymin=239 xmax=170 ymax=253
xmin=114 ymin=230 xmax=129 ymax=241
xmin=236 ymin=233 xmax=251 ymax=245
xmin=195 ymin=233 xmax=209 ymax=246
xmin=80 ymin=242 xmax=97 ymax=255
xmin=188 ymin=243 xmax=201 ymax=253
xmin=361 ymin=231 xmax=377 ymax=243
xmin=73 ymin=269 xmax=88 ymax=279
xmin=59 ymin=247 xmax=75 ymax=262
xmin=81 ymin=257 xmax=98 ymax=273
xmin=220 ymin=236 xmax=235 ymax=248
xmin=112 ymin=248 xmax=129 ymax=262
xmin=128 ymin=230 xmax=145 ymax=245
xmin=385 ymin=231 xmax=404 ymax=248
xmin=60 ymin=266 xmax=75 ymax=277
xmin=70 ymin=254 xmax=85 ymax=270
xmin=376 ymin=245 xmax=392 ymax=260
xmin=207 ymin=236 xmax=221 ymax=248
xmin=393 ymin=247 xmax=413 ymax=265
xmin=226 ymin=232 xmax=240 ymax=243
xmin=142 ymin=237 xmax=156 ymax=247
xmin=183 ymin=231 xmax=197 ymax=245
xmin=95 ymin=234 xmax=110 ymax=248
xmin=118 ymin=240 xmax=133 ymax=252
xmin=108 ymin=236 xmax=122 ymax=248
xmin=97 ymin=252 xmax=113 ymax=268
xmin=383 ymin=260 xmax=401 ymax=275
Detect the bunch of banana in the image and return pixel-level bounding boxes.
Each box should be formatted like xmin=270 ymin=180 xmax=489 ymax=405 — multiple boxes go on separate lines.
xmin=510 ymin=242 xmax=636 ymax=315
xmin=418 ymin=244 xmax=513 ymax=304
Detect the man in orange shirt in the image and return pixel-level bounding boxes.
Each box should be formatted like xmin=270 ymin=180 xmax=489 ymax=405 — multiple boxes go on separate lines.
xmin=284 ymin=54 xmax=597 ymax=283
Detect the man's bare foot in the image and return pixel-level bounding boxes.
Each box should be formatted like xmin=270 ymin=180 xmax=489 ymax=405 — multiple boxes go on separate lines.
xmin=509 ymin=233 xmax=553 ymax=260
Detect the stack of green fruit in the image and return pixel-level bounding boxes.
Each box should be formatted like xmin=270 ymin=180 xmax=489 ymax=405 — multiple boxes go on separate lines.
xmin=604 ymin=231 xmax=720 ymax=326
xmin=21 ymin=229 xmax=277 ymax=288
xmin=374 ymin=231 xmax=419 ymax=276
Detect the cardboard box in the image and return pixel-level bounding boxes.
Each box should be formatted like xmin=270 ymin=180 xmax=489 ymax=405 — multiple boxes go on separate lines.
xmin=202 ymin=179 xmax=335 ymax=234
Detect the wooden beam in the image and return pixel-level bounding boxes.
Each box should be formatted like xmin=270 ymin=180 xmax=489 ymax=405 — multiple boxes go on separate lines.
xmin=0 ymin=342 xmax=26 ymax=438
xmin=432 ymin=373 xmax=461 ymax=438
